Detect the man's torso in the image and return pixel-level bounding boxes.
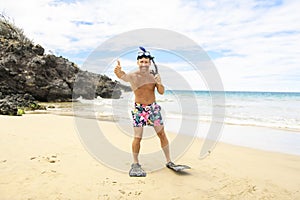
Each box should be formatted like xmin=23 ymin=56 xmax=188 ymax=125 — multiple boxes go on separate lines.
xmin=129 ymin=71 xmax=156 ymax=104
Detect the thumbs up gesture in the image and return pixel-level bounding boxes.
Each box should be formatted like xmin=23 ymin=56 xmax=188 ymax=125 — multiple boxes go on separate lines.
xmin=114 ymin=60 xmax=125 ymax=79
xmin=114 ymin=60 xmax=121 ymax=72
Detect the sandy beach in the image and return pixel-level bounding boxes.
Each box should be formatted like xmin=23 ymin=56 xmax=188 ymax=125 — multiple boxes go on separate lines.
xmin=1 ymin=114 xmax=299 ymax=200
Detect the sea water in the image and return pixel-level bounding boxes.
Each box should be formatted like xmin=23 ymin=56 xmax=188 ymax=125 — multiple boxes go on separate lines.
xmin=73 ymin=90 xmax=300 ymax=155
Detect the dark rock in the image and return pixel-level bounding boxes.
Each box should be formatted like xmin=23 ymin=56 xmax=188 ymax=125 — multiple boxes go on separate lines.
xmin=0 ymin=16 xmax=130 ymax=116
xmin=0 ymin=99 xmax=17 ymax=115
xmin=0 ymin=93 xmax=45 ymax=115
xmin=0 ymin=37 xmax=128 ymax=102
xmin=72 ymin=71 xmax=125 ymax=100
xmin=32 ymin=44 xmax=44 ymax=56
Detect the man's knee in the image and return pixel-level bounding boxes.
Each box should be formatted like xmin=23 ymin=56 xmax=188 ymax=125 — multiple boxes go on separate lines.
xmin=133 ymin=137 xmax=142 ymax=143
xmin=133 ymin=127 xmax=143 ymax=139
xmin=156 ymin=129 xmax=166 ymax=138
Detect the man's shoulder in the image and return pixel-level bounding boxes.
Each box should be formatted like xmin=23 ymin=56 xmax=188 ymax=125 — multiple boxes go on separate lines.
xmin=129 ymin=71 xmax=140 ymax=76
xmin=123 ymin=71 xmax=138 ymax=81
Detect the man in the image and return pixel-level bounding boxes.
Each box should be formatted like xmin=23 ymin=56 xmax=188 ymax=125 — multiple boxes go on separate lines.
xmin=114 ymin=49 xmax=175 ymax=177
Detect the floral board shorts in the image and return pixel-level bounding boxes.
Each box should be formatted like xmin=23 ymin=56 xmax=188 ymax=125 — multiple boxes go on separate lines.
xmin=131 ymin=102 xmax=164 ymax=127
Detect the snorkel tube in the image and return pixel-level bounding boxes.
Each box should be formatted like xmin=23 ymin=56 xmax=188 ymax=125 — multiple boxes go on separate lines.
xmin=139 ymin=46 xmax=158 ymax=76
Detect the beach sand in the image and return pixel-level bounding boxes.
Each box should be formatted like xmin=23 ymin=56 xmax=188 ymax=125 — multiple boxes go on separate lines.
xmin=0 ymin=114 xmax=299 ymax=199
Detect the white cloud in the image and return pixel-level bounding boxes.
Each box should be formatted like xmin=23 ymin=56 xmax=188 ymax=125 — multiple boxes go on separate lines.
xmin=1 ymin=0 xmax=300 ymax=92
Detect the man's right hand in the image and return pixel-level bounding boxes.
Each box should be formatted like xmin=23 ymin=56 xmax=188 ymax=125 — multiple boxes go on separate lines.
xmin=114 ymin=60 xmax=122 ymax=73
xmin=114 ymin=60 xmax=126 ymax=79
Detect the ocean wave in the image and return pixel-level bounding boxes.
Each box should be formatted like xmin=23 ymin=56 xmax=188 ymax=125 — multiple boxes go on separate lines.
xmin=156 ymin=98 xmax=174 ymax=102
xmin=65 ymin=92 xmax=300 ymax=132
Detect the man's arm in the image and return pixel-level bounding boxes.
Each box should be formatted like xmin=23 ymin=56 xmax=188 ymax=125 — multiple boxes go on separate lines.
xmin=114 ymin=60 xmax=130 ymax=82
xmin=154 ymin=74 xmax=165 ymax=94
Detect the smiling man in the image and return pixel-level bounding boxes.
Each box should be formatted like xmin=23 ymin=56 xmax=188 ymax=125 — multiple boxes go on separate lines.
xmin=114 ymin=49 xmax=175 ymax=177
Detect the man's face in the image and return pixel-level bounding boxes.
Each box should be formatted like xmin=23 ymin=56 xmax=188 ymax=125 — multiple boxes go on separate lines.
xmin=137 ymin=57 xmax=151 ymax=73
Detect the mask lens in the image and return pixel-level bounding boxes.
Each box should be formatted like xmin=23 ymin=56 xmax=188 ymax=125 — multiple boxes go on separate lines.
xmin=138 ymin=51 xmax=151 ymax=56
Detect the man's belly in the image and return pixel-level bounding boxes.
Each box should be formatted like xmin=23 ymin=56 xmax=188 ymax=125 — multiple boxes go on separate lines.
xmin=135 ymin=95 xmax=156 ymax=105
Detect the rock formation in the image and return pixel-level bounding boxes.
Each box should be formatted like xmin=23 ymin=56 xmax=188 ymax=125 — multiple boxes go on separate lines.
xmin=0 ymin=15 xmax=130 ymax=115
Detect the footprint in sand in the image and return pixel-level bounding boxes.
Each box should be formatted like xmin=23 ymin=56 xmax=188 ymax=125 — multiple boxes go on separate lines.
xmin=30 ymin=154 xmax=60 ymax=163
xmin=100 ymin=177 xmax=143 ymax=198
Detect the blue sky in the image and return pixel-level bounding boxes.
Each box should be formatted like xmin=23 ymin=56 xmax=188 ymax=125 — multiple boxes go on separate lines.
xmin=1 ymin=0 xmax=300 ymax=92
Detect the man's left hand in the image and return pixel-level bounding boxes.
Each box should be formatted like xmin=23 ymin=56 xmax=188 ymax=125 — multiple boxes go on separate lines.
xmin=154 ymin=74 xmax=162 ymax=85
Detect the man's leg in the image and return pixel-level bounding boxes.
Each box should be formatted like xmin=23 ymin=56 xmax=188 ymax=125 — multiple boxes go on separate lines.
xmin=129 ymin=127 xmax=146 ymax=177
xmin=132 ymin=127 xmax=143 ymax=164
xmin=154 ymin=125 xmax=171 ymax=163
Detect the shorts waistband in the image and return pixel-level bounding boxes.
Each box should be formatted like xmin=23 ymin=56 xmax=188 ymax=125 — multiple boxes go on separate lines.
xmin=134 ymin=102 xmax=157 ymax=107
